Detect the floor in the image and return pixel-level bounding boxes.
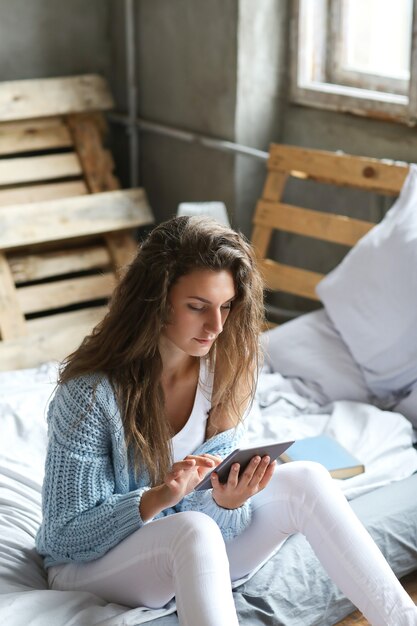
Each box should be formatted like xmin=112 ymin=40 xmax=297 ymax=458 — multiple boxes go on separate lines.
xmin=335 ymin=570 xmax=417 ymax=625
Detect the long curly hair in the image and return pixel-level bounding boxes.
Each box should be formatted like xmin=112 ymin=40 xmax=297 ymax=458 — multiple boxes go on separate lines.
xmin=59 ymin=216 xmax=265 ymax=485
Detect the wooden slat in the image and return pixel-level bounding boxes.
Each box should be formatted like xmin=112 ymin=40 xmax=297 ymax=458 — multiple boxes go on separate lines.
xmin=9 ymin=245 xmax=111 ymax=283
xmin=68 ymin=112 xmax=139 ymax=271
xmin=262 ymin=169 xmax=288 ymax=201
xmin=268 ymin=144 xmax=409 ymax=195
xmin=262 ymin=320 xmax=278 ymax=331
xmin=0 ymin=153 xmax=82 ymax=186
xmin=105 ymin=232 xmax=138 ymax=270
xmin=0 ymin=306 xmax=106 ymax=371
xmin=0 ymin=252 xmax=26 ymax=339
xmin=0 ymin=118 xmax=72 ymax=155
xmin=0 ymin=180 xmax=87 ymax=206
xmin=0 ymin=187 xmax=154 ymax=250
xmin=251 ymin=224 xmax=273 ymax=259
xmin=251 ymin=170 xmax=289 ymax=259
xmin=254 ymin=200 xmax=375 ymax=246
xmin=259 ymin=258 xmax=322 ymax=300
xmin=0 ymin=75 xmax=114 ymax=122
xmin=17 ymin=272 xmax=115 ymax=315
xmin=67 ymin=113 xmax=119 ymax=192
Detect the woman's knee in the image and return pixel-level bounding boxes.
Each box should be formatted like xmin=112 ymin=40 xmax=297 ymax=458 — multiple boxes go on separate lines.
xmin=168 ymin=512 xmax=227 ymax=572
xmin=173 ymin=511 xmax=224 ymax=549
xmin=276 ymin=460 xmax=332 ymax=495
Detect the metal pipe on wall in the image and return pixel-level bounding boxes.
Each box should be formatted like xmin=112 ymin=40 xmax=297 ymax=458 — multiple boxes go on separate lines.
xmin=108 ymin=112 xmax=269 ymax=161
xmin=124 ymin=0 xmax=139 ymax=187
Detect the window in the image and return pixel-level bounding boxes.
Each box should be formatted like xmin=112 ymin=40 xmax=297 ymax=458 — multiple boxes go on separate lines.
xmin=291 ymin=0 xmax=417 ymax=124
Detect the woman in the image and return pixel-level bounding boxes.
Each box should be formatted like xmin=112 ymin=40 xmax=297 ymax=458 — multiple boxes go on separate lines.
xmin=36 ymin=216 xmax=416 ymax=626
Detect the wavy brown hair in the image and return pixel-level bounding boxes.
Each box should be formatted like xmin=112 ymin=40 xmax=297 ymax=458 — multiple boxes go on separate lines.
xmin=60 ymin=216 xmax=265 ymax=485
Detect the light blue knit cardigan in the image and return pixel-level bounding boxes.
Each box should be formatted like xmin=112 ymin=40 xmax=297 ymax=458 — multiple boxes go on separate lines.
xmin=35 ymin=373 xmax=252 ymax=568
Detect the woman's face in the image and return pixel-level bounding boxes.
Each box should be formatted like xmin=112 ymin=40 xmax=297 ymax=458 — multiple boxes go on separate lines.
xmin=163 ymin=268 xmax=236 ymax=357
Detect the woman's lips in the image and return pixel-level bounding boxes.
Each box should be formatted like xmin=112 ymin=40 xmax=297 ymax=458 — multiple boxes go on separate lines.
xmin=194 ymin=337 xmax=214 ymax=344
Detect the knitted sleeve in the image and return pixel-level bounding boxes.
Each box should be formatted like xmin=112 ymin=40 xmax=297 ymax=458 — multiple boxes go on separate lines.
xmin=36 ymin=376 xmax=150 ymax=564
xmin=174 ymin=425 xmax=252 ymax=541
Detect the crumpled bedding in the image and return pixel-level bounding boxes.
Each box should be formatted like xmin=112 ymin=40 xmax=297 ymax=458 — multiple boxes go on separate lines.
xmin=247 ymin=372 xmax=417 ymax=500
xmin=0 ymin=362 xmax=416 ymax=626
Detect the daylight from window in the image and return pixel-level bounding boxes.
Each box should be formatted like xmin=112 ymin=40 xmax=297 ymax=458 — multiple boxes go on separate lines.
xmin=342 ymin=0 xmax=412 ymax=80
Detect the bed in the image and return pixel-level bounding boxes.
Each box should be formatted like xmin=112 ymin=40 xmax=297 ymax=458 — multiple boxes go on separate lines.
xmin=1 ymin=77 xmax=417 ymax=625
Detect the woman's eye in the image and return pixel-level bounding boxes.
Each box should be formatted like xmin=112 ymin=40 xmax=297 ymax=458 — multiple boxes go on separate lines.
xmin=188 ymin=302 xmax=232 ymax=312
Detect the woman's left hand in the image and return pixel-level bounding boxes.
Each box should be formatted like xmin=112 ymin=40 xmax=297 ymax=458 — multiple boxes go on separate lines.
xmin=211 ymin=455 xmax=276 ymax=509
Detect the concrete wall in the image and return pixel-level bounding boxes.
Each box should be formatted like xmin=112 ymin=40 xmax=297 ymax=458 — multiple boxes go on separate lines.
xmin=109 ymin=0 xmax=288 ymax=234
xmin=0 ymin=0 xmax=112 ymax=80
xmin=109 ymin=0 xmax=239 ymax=225
xmin=235 ymin=0 xmax=288 ymax=235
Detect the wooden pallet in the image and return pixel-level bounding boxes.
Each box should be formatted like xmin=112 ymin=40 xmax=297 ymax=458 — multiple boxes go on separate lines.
xmin=251 ymin=144 xmax=409 ymax=302
xmin=0 ymin=75 xmax=154 ymax=370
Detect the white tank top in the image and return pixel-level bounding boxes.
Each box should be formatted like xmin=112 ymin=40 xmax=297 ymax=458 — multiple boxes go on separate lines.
xmin=171 ymin=358 xmax=213 ymax=462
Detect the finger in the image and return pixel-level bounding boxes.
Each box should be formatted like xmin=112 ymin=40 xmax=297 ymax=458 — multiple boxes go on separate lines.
xmin=166 ymin=468 xmax=183 ymax=480
xmin=248 ymin=456 xmax=271 ymax=486
xmin=210 ymin=472 xmax=220 ymax=489
xmin=171 ymin=459 xmax=196 ymax=473
xmin=201 ymin=453 xmax=223 ymax=466
xmin=210 ymin=469 xmax=232 ymax=491
xmin=184 ymin=455 xmax=215 ymax=467
xmin=258 ymin=460 xmax=277 ymax=490
xmin=240 ymin=456 xmax=261 ymax=485
xmin=226 ymin=463 xmax=240 ymax=488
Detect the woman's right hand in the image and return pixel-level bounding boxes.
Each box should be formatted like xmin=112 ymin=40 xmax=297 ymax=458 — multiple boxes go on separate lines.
xmin=139 ymin=454 xmax=218 ymax=521
xmin=162 ymin=455 xmax=219 ymax=505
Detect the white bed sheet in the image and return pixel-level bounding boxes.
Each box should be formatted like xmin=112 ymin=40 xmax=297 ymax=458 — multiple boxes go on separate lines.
xmin=247 ymin=372 xmax=417 ymax=500
xmin=1 ymin=362 xmax=417 ymax=625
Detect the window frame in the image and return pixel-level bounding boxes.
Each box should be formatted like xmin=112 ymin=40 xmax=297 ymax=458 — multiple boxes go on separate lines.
xmin=290 ymin=0 xmax=417 ymax=124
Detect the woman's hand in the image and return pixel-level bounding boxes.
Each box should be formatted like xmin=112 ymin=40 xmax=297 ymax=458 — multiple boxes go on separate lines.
xmin=140 ymin=454 xmax=222 ymax=522
xmin=211 ymin=455 xmax=276 ymax=509
xmin=162 ymin=454 xmax=220 ymax=505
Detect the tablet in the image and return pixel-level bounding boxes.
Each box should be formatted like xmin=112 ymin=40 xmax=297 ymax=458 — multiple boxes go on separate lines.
xmin=194 ymin=440 xmax=294 ymax=491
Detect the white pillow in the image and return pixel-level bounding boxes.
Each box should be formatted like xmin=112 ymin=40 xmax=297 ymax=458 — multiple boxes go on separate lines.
xmin=316 ymin=164 xmax=417 ymax=399
xmin=261 ymin=309 xmax=372 ymax=404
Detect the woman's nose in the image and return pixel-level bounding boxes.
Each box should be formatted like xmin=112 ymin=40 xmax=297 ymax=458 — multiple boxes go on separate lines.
xmin=204 ymin=309 xmax=223 ymax=335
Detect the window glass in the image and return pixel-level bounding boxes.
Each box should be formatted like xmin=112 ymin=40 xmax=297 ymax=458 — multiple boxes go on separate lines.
xmin=341 ymin=0 xmax=412 ymax=80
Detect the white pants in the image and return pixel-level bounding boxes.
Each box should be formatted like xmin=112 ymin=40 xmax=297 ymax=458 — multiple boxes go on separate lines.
xmin=48 ymin=462 xmax=417 ymax=626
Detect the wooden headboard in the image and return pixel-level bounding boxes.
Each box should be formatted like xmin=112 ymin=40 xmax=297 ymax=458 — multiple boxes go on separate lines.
xmin=0 ymin=75 xmax=154 ymax=371
xmin=251 ymin=144 xmax=409 ymax=308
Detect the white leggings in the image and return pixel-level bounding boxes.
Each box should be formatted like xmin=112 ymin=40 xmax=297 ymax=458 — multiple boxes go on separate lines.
xmin=48 ymin=462 xmax=417 ymax=626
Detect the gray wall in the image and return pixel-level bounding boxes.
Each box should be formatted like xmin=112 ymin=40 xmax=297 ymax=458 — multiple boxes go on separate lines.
xmin=0 ymin=0 xmax=112 ymax=80
xmin=110 ymin=0 xmax=239 ymax=225
xmin=109 ymin=0 xmax=288 ymax=234
xmin=234 ymin=0 xmax=288 ymax=235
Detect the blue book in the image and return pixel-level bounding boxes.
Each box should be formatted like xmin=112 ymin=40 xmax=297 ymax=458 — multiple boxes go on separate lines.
xmin=280 ymin=435 xmax=365 ymax=479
